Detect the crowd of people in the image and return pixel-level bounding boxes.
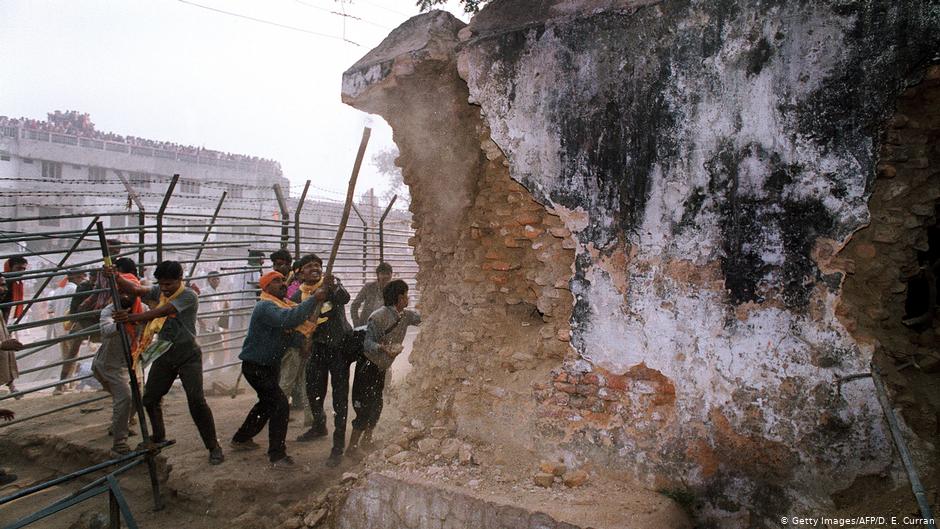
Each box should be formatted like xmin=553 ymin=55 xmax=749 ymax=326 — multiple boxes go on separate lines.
xmin=0 ymin=247 xmax=417 ymax=484
xmin=0 ymin=111 xmax=282 ymax=173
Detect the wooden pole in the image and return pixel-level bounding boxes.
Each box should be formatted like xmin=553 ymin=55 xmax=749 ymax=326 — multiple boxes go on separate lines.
xmin=326 ymin=127 xmax=371 ymax=275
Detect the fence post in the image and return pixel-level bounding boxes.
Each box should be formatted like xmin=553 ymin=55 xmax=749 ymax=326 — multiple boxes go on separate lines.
xmin=187 ymin=191 xmax=227 ymax=280
xmin=273 ymin=184 xmax=290 ymax=251
xmin=13 ymin=216 xmax=100 ymax=325
xmin=156 ymin=174 xmax=179 ymax=263
xmin=94 ymin=221 xmax=164 ymax=511
xmin=351 ymin=204 xmax=368 ymax=288
xmin=294 ymin=180 xmax=311 ymax=259
xmin=378 ymin=195 xmax=398 ymax=263
xmin=115 ymin=170 xmax=147 ymax=277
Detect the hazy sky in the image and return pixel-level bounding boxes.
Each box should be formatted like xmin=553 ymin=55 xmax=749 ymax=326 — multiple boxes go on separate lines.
xmin=0 ymin=0 xmax=470 ymax=203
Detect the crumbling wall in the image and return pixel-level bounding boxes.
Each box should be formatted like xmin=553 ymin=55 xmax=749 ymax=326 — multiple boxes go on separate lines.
xmin=343 ymin=11 xmax=576 ymax=456
xmin=836 ymin=71 xmax=940 ymax=481
xmin=343 ymin=2 xmax=940 ymax=526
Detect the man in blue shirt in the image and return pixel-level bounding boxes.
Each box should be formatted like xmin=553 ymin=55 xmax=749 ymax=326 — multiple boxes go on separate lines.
xmin=231 ymin=270 xmax=328 ymax=469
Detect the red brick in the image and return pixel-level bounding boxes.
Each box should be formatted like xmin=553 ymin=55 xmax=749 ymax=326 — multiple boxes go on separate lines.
xmin=553 ymin=372 xmax=569 ymax=383
xmin=553 ymin=382 xmax=577 ymax=394
xmin=490 ymin=274 xmax=509 ymax=285
xmin=524 ymin=226 xmax=545 ymax=239
xmin=606 ymin=374 xmax=628 ymax=392
xmin=576 ymin=384 xmax=594 ymax=396
xmin=490 ymin=261 xmax=518 ymax=271
xmin=514 ymin=212 xmax=542 ymax=226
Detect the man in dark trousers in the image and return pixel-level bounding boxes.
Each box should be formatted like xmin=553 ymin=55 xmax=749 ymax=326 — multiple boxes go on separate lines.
xmin=347 ymin=280 xmax=420 ymax=457
xmin=111 ymin=260 xmax=224 ymax=465
xmin=295 ymin=254 xmax=352 ymax=468
xmin=350 ymin=262 xmax=392 ymax=327
xmin=231 ymin=270 xmax=328 ymax=469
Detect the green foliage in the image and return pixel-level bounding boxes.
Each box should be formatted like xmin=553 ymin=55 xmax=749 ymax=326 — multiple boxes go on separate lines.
xmin=415 ymin=0 xmax=486 ymax=14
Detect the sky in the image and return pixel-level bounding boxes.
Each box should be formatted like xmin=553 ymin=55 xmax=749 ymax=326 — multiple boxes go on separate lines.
xmin=0 ymin=0 xmax=471 ymax=204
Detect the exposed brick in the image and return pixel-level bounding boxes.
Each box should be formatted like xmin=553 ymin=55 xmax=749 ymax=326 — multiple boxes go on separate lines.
xmin=607 ymin=374 xmax=628 ymax=392
xmin=503 ymin=236 xmax=524 ymax=248
xmin=554 ymin=382 xmax=577 ymax=394
xmin=582 ymin=373 xmax=602 ymax=386
xmin=576 ymin=384 xmax=594 ymax=396
xmin=513 ymin=211 xmax=542 ymax=226
xmin=524 ymin=225 xmax=545 ymax=239
xmin=489 ymin=273 xmax=509 ymax=285
xmin=490 ymin=261 xmax=518 ymax=271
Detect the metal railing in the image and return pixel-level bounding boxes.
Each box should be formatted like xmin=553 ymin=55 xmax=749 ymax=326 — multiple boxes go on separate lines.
xmin=14 ymin=125 xmax=282 ymax=176
xmin=0 ymin=127 xmax=417 ymax=525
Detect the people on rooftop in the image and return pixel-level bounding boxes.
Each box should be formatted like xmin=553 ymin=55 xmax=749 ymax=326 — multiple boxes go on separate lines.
xmin=0 ymin=112 xmax=282 ymax=174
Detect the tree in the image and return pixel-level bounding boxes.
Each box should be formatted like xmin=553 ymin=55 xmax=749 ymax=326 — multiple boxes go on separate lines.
xmin=416 ymin=0 xmax=486 ymax=13
xmin=372 ymin=147 xmax=410 ymax=208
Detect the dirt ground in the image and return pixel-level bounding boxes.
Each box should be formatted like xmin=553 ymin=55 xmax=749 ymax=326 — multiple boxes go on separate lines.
xmin=0 ymin=382 xmax=381 ymax=529
xmin=0 ymin=374 xmax=690 ymax=529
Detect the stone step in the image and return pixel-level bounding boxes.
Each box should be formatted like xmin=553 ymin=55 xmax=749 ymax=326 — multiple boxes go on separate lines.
xmin=336 ymin=472 xmax=691 ymax=529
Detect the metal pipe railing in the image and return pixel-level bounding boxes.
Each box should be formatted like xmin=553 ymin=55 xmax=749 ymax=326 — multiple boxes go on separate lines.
xmin=0 ymin=288 xmax=108 ymax=309
xmin=8 ymin=309 xmax=102 ymax=332
xmin=0 ymin=394 xmax=111 ymax=428
xmin=0 ymin=445 xmax=154 ymax=502
xmin=0 ymin=372 xmax=94 ymax=402
xmin=16 ymin=325 xmax=101 ymax=359
xmin=379 ymin=195 xmax=398 ymax=262
xmin=156 ymin=174 xmax=179 ymax=263
xmin=19 ymin=353 xmax=96 ymax=375
xmin=295 ymin=180 xmax=311 ymax=259
xmin=871 ymin=365 xmax=937 ymax=528
xmin=187 ymin=191 xmax=227 ymax=280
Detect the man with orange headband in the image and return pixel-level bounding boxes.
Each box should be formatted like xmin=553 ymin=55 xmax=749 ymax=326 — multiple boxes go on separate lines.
xmin=230 ymin=270 xmax=329 ymax=469
xmin=93 ymin=267 xmax=143 ymax=457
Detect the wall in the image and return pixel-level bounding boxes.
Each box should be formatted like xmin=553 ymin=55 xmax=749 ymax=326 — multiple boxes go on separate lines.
xmin=343 ymin=2 xmax=940 ymax=526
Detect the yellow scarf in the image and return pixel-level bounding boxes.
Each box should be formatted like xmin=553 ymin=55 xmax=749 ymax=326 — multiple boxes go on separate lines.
xmin=134 ymin=283 xmax=185 ymax=360
xmin=259 ymin=291 xmax=318 ymax=337
xmin=300 ymin=280 xmax=330 ymax=325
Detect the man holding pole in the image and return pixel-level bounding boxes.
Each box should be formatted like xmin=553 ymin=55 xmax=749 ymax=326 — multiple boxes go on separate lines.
xmin=231 ymin=270 xmax=329 ymax=469
xmin=297 ymin=255 xmax=353 ymax=468
xmin=110 ymin=260 xmax=224 ymax=465
xmin=93 ymin=267 xmax=143 ymax=456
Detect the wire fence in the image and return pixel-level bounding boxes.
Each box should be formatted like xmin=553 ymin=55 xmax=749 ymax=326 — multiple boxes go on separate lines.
xmin=0 ymin=175 xmax=417 ymax=424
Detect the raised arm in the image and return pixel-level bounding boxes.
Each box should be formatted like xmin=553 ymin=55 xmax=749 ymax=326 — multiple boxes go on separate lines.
xmin=257 ymin=295 xmax=322 ymax=329
xmin=331 ymin=281 xmax=351 ymax=306
xmin=117 ymin=302 xmax=176 ymax=324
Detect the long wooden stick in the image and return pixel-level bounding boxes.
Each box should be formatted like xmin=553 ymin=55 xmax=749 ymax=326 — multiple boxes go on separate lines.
xmin=306 ymin=128 xmax=371 ymax=336
xmin=326 ymin=127 xmax=371 ymax=275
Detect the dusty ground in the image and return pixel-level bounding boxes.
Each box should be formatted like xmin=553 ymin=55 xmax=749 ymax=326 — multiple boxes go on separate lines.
xmin=0 ymin=377 xmax=690 ymax=529
xmin=0 ymin=384 xmax=374 ymax=529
